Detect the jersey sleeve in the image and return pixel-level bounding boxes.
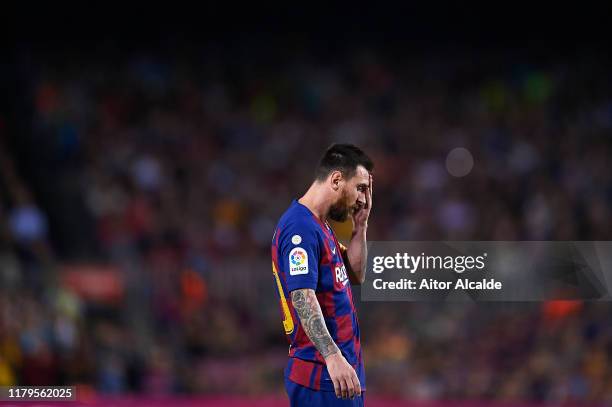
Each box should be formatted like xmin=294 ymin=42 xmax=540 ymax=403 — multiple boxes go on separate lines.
xmin=279 ymin=220 xmax=320 ymax=292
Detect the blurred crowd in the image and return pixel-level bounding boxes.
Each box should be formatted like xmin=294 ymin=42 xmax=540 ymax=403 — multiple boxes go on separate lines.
xmin=1 ymin=46 xmax=612 ymax=403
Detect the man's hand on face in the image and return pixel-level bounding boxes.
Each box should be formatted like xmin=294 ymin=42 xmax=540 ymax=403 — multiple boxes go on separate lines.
xmin=352 ymin=174 xmax=372 ymax=230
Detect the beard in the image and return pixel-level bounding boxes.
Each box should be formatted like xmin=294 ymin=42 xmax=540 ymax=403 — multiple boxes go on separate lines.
xmin=328 ymin=192 xmax=353 ymax=222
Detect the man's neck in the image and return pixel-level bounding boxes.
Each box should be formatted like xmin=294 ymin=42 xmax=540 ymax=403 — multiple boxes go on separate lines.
xmin=298 ymin=182 xmax=331 ymax=222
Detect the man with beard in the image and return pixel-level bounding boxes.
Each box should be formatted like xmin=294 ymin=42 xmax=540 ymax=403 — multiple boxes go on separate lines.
xmin=271 ymin=144 xmax=373 ymax=406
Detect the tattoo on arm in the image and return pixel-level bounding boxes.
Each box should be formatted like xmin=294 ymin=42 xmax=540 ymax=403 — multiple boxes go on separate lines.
xmin=291 ymin=289 xmax=339 ymax=358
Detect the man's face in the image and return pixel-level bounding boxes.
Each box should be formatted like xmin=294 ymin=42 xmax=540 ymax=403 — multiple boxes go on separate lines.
xmin=328 ymin=165 xmax=370 ymax=222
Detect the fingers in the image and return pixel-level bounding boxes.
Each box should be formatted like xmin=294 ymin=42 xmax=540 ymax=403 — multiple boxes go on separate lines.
xmin=352 ymin=370 xmax=362 ymax=397
xmin=339 ymin=375 xmax=349 ymax=399
xmin=329 ymin=357 xmax=361 ymax=399
xmin=333 ymin=377 xmax=341 ymax=399
xmin=345 ymin=375 xmax=357 ymax=399
xmin=339 ymin=373 xmax=361 ymax=399
xmin=368 ymin=174 xmax=373 ymax=209
xmin=334 ymin=375 xmax=354 ymax=399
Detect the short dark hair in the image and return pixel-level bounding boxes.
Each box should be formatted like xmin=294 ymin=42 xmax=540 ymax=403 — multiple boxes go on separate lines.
xmin=315 ymin=144 xmax=374 ymax=181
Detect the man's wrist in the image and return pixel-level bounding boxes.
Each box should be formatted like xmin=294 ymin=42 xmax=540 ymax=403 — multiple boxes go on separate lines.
xmin=324 ymin=350 xmax=342 ymax=363
xmin=352 ymin=225 xmax=367 ymax=237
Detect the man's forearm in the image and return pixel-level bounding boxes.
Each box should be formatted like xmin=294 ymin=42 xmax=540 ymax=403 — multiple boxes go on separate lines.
xmin=291 ymin=288 xmax=339 ymax=358
xmin=346 ymin=227 xmax=367 ymax=284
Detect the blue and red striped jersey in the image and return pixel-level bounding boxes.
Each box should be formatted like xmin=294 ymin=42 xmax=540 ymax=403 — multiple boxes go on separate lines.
xmin=271 ymin=199 xmax=365 ymax=392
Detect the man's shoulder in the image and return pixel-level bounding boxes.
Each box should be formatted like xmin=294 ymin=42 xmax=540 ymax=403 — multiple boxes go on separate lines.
xmin=276 ymin=205 xmax=322 ymax=244
xmin=278 ymin=204 xmax=319 ymax=231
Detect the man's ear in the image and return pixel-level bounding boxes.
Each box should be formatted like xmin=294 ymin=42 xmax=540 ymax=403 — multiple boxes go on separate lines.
xmin=330 ymin=170 xmax=343 ymax=191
